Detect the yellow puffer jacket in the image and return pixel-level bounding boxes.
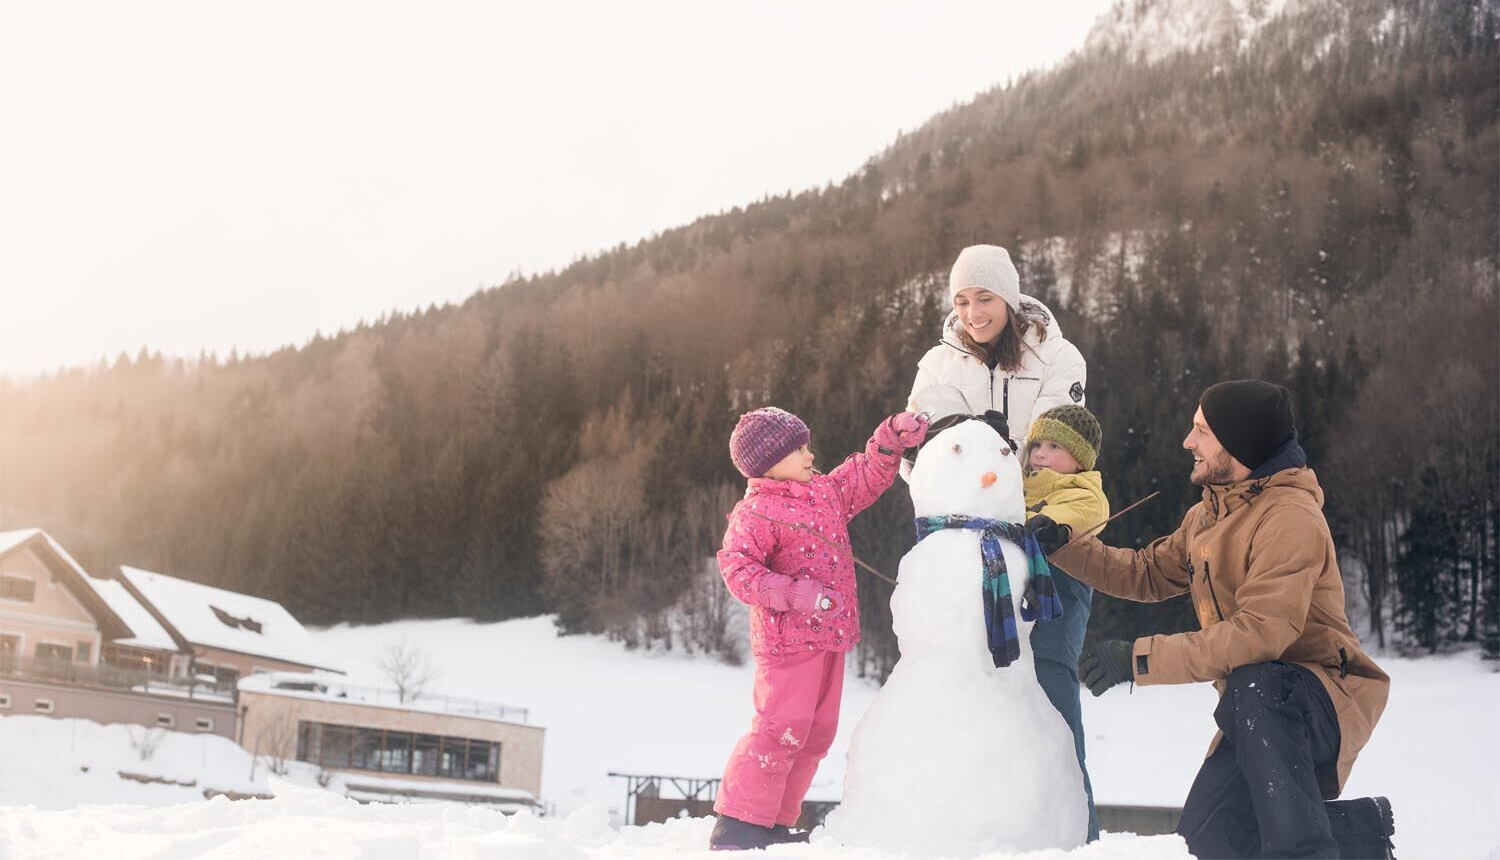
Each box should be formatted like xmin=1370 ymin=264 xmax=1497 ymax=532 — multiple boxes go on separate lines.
xmin=1023 ymin=468 xmax=1109 ymax=535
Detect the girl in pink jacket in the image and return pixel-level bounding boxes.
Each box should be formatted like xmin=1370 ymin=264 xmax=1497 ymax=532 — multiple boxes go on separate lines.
xmin=710 ymin=406 xmax=927 ymax=850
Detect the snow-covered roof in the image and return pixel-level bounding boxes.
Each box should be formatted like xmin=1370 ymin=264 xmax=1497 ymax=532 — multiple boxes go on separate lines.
xmin=118 ymin=566 xmax=342 ymax=672
xmin=0 ymin=528 xmax=135 ymax=640
xmin=83 ymin=576 xmax=181 ymax=653
xmin=0 ymin=528 xmax=43 ymax=558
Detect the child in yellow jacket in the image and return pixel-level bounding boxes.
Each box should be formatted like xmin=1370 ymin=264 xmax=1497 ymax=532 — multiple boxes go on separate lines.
xmin=1021 ymin=403 xmax=1109 ymax=841
xmin=1024 ymin=404 xmax=1109 ymax=537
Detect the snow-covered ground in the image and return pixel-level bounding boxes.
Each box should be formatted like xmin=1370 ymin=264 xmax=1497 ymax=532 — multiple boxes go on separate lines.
xmin=0 ymin=615 xmax=1496 ymax=859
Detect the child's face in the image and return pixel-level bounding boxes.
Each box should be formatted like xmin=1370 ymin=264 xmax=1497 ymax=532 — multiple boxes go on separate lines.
xmin=763 ymin=444 xmax=815 ymax=483
xmin=1028 ymin=439 xmax=1082 ymax=475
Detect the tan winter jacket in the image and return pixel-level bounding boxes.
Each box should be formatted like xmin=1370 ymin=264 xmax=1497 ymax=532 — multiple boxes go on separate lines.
xmin=1052 ymin=467 xmax=1389 ymax=797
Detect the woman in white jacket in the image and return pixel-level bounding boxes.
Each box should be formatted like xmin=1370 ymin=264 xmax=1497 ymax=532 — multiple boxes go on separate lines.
xmin=907 ymin=244 xmax=1087 ymax=447
xmin=906 ymin=243 xmax=1100 ymax=842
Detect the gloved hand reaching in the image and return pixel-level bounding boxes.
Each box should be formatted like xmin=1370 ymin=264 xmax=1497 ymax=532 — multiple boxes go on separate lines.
xmin=1078 ymin=639 xmax=1135 ymax=696
xmin=877 ymin=412 xmax=929 ymax=453
xmin=1024 ymin=514 xmax=1072 ymax=555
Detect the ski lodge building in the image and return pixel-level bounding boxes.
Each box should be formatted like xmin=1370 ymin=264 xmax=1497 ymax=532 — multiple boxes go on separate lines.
xmin=0 ymin=528 xmax=544 ymax=811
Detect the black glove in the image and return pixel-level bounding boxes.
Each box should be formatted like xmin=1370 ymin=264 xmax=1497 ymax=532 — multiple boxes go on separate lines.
xmin=1025 ymin=514 xmax=1072 ymax=555
xmin=1078 ymin=639 xmax=1134 ymax=697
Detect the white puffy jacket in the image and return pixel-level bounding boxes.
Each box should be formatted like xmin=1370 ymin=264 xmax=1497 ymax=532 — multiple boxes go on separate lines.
xmin=906 ymin=295 xmax=1088 ymax=447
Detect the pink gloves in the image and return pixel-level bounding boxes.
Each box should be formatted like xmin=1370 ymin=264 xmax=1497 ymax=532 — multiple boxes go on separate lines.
xmin=877 ymin=411 xmax=929 ymax=452
xmin=788 ymin=577 xmax=843 ymax=615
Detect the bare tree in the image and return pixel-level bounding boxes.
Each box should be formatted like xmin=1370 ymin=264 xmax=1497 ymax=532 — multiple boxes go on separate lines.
xmin=380 ymin=639 xmax=438 ymax=704
xmin=249 ymin=710 xmax=298 ymax=779
xmin=128 ymin=726 xmax=166 ymax=761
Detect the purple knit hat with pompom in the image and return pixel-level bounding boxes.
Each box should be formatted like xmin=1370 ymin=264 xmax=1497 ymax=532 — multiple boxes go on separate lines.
xmin=729 ymin=407 xmax=810 ymax=478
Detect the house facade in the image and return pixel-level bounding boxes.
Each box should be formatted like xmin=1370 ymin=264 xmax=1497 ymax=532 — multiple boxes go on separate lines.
xmin=0 ymin=529 xmax=130 ymax=670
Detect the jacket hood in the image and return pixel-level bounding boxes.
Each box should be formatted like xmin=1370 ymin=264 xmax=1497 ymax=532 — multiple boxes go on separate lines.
xmin=940 ymin=294 xmax=1064 ymax=355
xmin=1202 ymin=462 xmax=1325 ymax=522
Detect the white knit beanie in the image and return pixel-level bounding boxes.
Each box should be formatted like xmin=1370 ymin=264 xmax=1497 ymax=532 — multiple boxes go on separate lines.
xmin=948 ymin=244 xmax=1020 ymax=310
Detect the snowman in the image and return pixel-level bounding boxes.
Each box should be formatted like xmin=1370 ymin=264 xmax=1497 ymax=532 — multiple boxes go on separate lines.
xmin=820 ymin=417 xmax=1088 ymax=855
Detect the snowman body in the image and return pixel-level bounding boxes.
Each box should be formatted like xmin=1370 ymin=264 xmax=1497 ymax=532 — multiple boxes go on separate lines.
xmin=821 ymin=420 xmax=1087 ymax=855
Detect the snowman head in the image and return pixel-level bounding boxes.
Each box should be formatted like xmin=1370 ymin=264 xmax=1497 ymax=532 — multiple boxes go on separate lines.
xmin=909 ymin=418 xmax=1025 ymax=523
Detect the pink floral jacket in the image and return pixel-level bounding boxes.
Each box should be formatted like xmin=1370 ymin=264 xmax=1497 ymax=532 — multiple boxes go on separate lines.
xmin=717 ymin=425 xmax=905 ymax=658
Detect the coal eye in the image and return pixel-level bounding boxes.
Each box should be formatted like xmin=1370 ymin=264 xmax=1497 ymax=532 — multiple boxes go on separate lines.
xmin=1001 ymin=447 xmax=1012 ymax=457
xmin=951 ymin=443 xmax=962 ymax=454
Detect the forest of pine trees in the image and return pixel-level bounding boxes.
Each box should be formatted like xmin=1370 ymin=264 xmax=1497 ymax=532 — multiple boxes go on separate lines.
xmin=2 ymin=0 xmax=1495 ymax=677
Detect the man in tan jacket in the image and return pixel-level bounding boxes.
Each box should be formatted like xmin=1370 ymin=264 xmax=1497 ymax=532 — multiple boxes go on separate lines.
xmin=1029 ymin=380 xmax=1395 ymax=859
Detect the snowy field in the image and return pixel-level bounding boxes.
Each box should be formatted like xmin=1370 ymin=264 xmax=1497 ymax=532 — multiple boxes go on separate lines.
xmin=0 ymin=615 xmax=1495 ymax=859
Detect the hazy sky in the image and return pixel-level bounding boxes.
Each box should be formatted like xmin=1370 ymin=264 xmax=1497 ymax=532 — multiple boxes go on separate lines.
xmin=0 ymin=1 xmax=1113 ymax=378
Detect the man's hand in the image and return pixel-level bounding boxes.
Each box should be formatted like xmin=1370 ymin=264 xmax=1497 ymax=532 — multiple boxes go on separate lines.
xmin=1079 ymin=639 xmax=1134 ymax=696
xmin=1025 ymin=514 xmax=1072 ymax=555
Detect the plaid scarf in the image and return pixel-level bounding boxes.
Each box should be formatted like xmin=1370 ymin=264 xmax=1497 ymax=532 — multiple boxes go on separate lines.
xmin=914 ymin=515 xmax=1063 ymax=668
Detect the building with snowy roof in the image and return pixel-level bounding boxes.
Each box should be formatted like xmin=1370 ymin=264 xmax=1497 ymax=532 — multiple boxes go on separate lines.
xmin=238 ymin=672 xmax=545 ymax=812
xmin=0 ymin=528 xmax=236 ymax=737
xmin=112 ymin=565 xmax=344 ymax=687
xmin=0 ymin=528 xmax=130 ymax=671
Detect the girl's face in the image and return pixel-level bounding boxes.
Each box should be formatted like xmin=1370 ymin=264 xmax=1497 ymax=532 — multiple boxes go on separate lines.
xmin=763 ymin=444 xmax=815 ymax=483
xmin=1028 ymin=439 xmax=1082 ymax=475
xmin=953 ymin=287 xmax=1009 ymax=345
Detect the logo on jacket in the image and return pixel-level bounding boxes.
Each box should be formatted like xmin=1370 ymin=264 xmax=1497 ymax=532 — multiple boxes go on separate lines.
xmin=1069 ymin=381 xmax=1085 ymax=402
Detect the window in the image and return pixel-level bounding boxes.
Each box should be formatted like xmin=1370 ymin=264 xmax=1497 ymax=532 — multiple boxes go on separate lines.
xmin=0 ymin=634 xmax=19 ymax=654
xmin=156 ymin=713 xmax=175 ymax=728
xmin=209 ymin=605 xmax=262 ymax=633
xmin=191 ymin=661 xmax=240 ymax=687
xmin=34 ymin=699 xmax=54 ymax=714
xmin=296 ymin=722 xmax=501 ymax=782
xmin=412 ymin=734 xmax=441 ymax=777
xmin=0 ymin=576 xmax=35 ymax=602
xmin=75 ymin=642 xmax=91 ymax=662
xmin=0 ymin=693 xmax=11 ymax=709
xmin=195 ymin=717 xmax=214 ymax=732
xmin=35 ymin=643 xmax=72 ymax=662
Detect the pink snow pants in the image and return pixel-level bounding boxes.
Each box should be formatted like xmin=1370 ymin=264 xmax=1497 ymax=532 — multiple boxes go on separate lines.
xmin=714 ymin=649 xmax=845 ymax=828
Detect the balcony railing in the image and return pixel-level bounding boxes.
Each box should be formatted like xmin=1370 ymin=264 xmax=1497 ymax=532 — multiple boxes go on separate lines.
xmin=262 ymin=676 xmax=529 ymax=724
xmin=0 ymin=653 xmax=235 ymax=701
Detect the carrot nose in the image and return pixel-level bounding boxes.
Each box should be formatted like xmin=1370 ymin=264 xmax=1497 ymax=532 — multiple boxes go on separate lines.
xmin=980 ymin=471 xmax=997 ymax=488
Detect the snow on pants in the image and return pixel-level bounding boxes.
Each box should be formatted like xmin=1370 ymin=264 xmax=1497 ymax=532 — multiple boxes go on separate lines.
xmin=1177 ymin=662 xmax=1392 ymax=859
xmin=714 ymin=649 xmax=845 ymax=828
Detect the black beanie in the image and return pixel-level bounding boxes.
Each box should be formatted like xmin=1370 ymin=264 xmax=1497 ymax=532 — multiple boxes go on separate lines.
xmin=1199 ymin=380 xmax=1296 ymax=471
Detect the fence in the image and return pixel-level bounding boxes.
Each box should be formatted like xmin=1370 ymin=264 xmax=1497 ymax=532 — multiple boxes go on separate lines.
xmin=0 ymin=653 xmax=235 ymax=701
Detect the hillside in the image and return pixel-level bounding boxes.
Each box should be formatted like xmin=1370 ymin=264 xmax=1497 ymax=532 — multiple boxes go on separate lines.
xmin=0 ymin=0 xmax=1496 ymax=674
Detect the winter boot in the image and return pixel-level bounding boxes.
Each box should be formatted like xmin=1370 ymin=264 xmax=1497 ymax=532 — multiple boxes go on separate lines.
xmin=767 ymin=824 xmax=811 ymax=844
xmin=708 ymin=814 xmax=778 ymax=851
xmin=1325 ymin=795 xmax=1397 ymax=859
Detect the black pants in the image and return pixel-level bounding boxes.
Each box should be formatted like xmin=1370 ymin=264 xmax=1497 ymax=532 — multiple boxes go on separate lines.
xmin=1177 ymin=662 xmax=1391 ymax=859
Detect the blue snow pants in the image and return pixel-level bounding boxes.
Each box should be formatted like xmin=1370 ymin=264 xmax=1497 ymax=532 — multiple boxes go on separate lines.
xmin=1030 ymin=566 xmax=1099 ymax=842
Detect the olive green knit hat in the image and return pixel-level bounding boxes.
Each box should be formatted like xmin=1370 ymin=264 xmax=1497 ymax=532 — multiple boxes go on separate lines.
xmin=1026 ymin=404 xmax=1102 ymax=471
